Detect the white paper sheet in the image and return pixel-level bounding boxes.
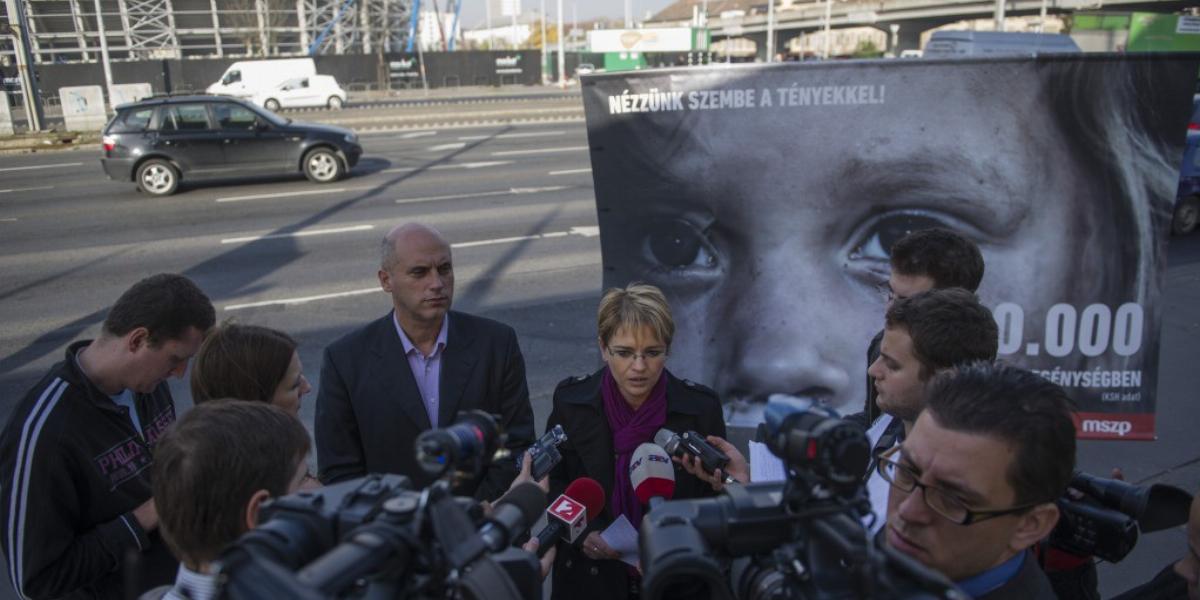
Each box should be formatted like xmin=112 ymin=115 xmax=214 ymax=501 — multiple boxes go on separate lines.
xmin=600 ymin=514 xmax=641 ymax=568
xmin=749 ymin=440 xmax=787 ymax=483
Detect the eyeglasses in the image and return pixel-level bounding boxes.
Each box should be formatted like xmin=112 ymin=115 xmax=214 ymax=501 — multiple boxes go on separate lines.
xmin=606 ymin=347 xmax=668 ymax=363
xmin=875 ymin=445 xmax=1041 ymax=526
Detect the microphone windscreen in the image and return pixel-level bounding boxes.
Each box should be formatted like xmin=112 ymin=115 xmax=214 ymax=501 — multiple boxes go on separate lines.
xmin=653 ymin=428 xmax=677 ymax=448
xmin=499 ymin=482 xmax=548 ymax=526
xmin=631 ymin=443 xmax=675 ymax=505
xmin=563 ymin=477 xmax=606 ymax=517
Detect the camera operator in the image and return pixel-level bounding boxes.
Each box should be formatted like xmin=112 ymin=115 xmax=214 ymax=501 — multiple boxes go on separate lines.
xmin=681 ymin=288 xmax=996 ymax=517
xmin=861 ymin=288 xmax=998 ymax=528
xmin=1110 ymin=489 xmax=1199 ymax=600
xmin=851 ymin=228 xmax=986 ymax=429
xmin=144 ymin=401 xmax=311 ymax=600
xmin=877 ymin=362 xmax=1073 ymax=599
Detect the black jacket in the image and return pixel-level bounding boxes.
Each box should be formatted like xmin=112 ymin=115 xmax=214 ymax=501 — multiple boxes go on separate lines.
xmin=1111 ymin=563 xmax=1189 ymax=600
xmin=546 ymin=368 xmax=726 ymax=600
xmin=315 ymin=310 xmax=535 ymax=501
xmin=0 ymin=341 xmax=179 ymax=600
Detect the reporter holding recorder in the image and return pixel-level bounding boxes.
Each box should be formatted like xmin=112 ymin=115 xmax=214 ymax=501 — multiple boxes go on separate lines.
xmin=545 ymin=283 xmax=725 ymax=599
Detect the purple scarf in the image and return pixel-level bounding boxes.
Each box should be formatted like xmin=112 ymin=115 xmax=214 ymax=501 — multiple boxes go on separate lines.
xmin=602 ymin=367 xmax=668 ymax=527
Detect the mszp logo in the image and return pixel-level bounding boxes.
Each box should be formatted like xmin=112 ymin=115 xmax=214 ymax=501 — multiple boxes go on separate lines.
xmin=1081 ymin=419 xmax=1133 ymax=437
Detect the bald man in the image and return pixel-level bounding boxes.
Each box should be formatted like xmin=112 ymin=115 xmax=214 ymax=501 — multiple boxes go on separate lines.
xmin=315 ymin=223 xmax=534 ymax=500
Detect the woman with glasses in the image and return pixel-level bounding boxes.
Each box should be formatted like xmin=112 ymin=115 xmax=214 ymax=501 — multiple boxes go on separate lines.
xmin=544 ymin=283 xmax=726 ymax=600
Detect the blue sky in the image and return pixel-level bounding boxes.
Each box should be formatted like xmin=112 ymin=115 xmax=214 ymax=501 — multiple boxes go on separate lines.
xmin=458 ymin=0 xmax=679 ymax=29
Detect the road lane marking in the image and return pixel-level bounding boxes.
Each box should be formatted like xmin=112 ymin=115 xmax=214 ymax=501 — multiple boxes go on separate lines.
xmin=382 ymin=161 xmax=512 ymax=174
xmin=395 ymin=185 xmax=568 ymax=204
xmin=0 ymin=162 xmax=83 ymax=173
xmin=569 ymin=226 xmax=600 ymax=237
xmin=0 ymin=185 xmax=55 ymax=194
xmin=491 ymin=145 xmax=588 ymax=157
xmin=452 ymin=231 xmax=570 ymax=248
xmin=548 ymin=168 xmax=591 ymax=176
xmin=451 ymin=226 xmax=599 ymax=248
xmin=0 ymin=218 xmax=16 ymax=222
xmin=458 ymin=131 xmax=566 ymax=140
xmin=223 ymin=225 xmax=599 ymax=311
xmin=225 ymin=287 xmax=380 ymax=311
xmin=400 ymin=131 xmax=438 ymax=139
xmin=215 ymin=187 xmax=369 ymax=203
xmin=220 ymin=224 xmax=375 ymax=245
xmin=428 ymin=142 xmax=468 ymax=151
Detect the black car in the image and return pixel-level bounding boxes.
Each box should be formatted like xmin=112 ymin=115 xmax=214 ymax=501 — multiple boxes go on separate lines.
xmin=101 ymin=94 xmax=362 ymax=196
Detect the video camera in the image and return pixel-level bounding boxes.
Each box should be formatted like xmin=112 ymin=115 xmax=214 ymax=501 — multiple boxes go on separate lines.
xmin=213 ymin=411 xmax=547 ymax=600
xmin=639 ymin=395 xmax=968 ymax=600
xmin=514 ymin=423 xmax=568 ymax=481
xmin=1050 ymin=470 xmax=1192 ymax=563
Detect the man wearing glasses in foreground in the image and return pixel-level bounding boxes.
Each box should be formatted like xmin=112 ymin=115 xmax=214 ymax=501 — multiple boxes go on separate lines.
xmin=876 ymin=362 xmax=1073 ymax=599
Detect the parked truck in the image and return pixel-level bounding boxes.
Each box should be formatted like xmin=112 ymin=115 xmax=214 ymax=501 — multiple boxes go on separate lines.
xmin=206 ymin=58 xmax=317 ymax=99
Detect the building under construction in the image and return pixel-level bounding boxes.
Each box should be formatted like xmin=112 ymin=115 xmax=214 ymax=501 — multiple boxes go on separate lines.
xmin=1 ymin=0 xmax=414 ymax=63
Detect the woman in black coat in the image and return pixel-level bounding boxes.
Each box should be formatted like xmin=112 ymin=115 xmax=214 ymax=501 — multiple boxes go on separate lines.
xmin=546 ymin=283 xmax=726 ymax=599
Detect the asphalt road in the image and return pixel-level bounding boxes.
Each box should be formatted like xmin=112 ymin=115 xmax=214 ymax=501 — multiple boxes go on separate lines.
xmin=1 ymin=94 xmax=1199 ymax=598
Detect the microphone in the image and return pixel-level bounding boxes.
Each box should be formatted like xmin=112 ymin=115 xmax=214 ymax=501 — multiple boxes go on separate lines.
xmin=631 ymin=443 xmax=675 ymax=508
xmin=478 ymin=482 xmax=548 ymax=552
xmin=654 ymin=427 xmax=734 ymax=484
xmin=533 ymin=477 xmax=605 ymax=557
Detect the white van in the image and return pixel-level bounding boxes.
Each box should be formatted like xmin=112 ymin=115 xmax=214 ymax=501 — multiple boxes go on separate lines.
xmin=923 ymin=31 xmax=1080 ymax=58
xmin=206 ymin=58 xmax=317 ymax=99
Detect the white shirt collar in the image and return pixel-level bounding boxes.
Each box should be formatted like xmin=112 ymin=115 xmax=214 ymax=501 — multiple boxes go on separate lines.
xmin=392 ymin=311 xmax=449 ymax=357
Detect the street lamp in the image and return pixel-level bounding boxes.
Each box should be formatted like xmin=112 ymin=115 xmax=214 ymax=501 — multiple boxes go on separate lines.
xmin=767 ymin=0 xmax=776 ymax=62
xmin=823 ymin=0 xmax=833 ymax=59
xmin=540 ymin=0 xmax=547 ymax=82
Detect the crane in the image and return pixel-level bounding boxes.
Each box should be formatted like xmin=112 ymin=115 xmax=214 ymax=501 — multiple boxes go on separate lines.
xmin=404 ymin=0 xmax=464 ymax=52
xmin=302 ymin=0 xmax=458 ymax=56
xmin=307 ymin=0 xmax=359 ymax=55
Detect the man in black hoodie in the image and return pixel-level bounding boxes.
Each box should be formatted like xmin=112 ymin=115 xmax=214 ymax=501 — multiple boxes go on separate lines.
xmin=0 ymin=273 xmax=214 ymax=600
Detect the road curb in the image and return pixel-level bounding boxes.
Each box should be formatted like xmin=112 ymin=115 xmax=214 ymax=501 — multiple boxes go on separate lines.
xmin=0 ymin=116 xmax=585 ymax=154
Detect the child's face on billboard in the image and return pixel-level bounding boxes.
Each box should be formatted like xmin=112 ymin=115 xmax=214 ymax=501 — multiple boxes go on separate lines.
xmin=601 ymin=66 xmax=1102 ymax=423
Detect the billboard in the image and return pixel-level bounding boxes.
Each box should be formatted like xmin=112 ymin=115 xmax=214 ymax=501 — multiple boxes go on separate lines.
xmin=588 ymin=28 xmax=700 ymax=53
xmin=581 ymin=56 xmax=1198 ymax=440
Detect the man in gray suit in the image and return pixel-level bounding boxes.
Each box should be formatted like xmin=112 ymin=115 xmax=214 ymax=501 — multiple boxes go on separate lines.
xmin=316 ymin=223 xmax=534 ymax=500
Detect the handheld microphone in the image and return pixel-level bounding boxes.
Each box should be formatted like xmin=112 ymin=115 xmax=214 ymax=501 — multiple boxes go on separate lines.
xmin=654 ymin=428 xmax=733 ymax=484
xmin=631 ymin=443 xmax=676 ymax=508
xmin=478 ymin=482 xmax=547 ymax=552
xmin=533 ymin=477 xmax=605 ymax=557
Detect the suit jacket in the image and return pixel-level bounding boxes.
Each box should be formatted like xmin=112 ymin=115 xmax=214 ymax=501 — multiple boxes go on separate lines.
xmin=315 ymin=310 xmax=535 ymax=501
xmin=545 ymin=368 xmax=726 ymax=600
